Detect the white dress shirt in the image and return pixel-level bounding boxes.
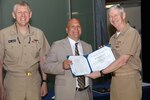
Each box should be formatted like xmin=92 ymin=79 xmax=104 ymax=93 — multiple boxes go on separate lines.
xmin=68 ymin=37 xmax=89 ymax=88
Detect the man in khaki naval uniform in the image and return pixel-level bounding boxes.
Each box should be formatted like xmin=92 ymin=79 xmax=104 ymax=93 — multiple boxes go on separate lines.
xmin=0 ymin=1 xmax=50 ymax=100
xmin=87 ymin=4 xmax=142 ymax=100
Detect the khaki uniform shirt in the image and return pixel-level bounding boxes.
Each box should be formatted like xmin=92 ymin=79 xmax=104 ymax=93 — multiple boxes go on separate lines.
xmin=0 ymin=23 xmax=50 ymax=73
xmin=109 ymin=23 xmax=141 ymax=73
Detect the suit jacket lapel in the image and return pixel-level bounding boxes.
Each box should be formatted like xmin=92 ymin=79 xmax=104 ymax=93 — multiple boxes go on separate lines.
xmin=63 ymin=38 xmax=73 ymax=56
xmin=81 ymin=41 xmax=89 ymax=55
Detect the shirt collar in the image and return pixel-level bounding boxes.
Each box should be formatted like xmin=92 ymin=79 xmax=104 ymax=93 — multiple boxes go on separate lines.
xmin=68 ymin=37 xmax=80 ymax=45
xmin=10 ymin=23 xmax=34 ymax=36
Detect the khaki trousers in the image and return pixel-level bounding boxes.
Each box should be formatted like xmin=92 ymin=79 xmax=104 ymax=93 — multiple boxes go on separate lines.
xmin=4 ymin=71 xmax=41 ymax=100
xmin=110 ymin=72 xmax=142 ymax=100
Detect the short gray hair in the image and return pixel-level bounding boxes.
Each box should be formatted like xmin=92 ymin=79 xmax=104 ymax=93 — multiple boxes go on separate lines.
xmin=13 ymin=1 xmax=31 ymax=12
xmin=108 ymin=4 xmax=125 ymax=14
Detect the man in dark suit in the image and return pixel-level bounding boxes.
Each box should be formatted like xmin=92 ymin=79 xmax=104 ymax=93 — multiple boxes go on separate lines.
xmin=43 ymin=18 xmax=93 ymax=100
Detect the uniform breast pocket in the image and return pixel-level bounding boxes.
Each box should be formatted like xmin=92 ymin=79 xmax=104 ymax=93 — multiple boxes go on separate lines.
xmin=30 ymin=41 xmax=41 ymax=58
xmin=5 ymin=43 xmax=20 ymax=64
xmin=5 ymin=43 xmax=21 ymax=57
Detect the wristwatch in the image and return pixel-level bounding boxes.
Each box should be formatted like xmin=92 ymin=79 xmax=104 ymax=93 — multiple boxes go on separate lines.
xmin=100 ymin=70 xmax=105 ymax=77
xmin=42 ymin=80 xmax=48 ymax=83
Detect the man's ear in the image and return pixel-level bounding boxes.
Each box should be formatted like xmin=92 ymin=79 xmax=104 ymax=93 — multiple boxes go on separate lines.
xmin=29 ymin=11 xmax=32 ymax=19
xmin=65 ymin=27 xmax=68 ymax=33
xmin=12 ymin=12 xmax=16 ymax=19
xmin=122 ymin=12 xmax=126 ymax=20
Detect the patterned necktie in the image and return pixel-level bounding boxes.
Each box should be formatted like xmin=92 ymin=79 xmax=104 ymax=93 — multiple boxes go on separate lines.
xmin=75 ymin=42 xmax=85 ymax=89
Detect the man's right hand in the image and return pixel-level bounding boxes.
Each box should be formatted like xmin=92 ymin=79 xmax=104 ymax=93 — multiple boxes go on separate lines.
xmin=86 ymin=71 xmax=101 ymax=79
xmin=63 ymin=60 xmax=72 ymax=70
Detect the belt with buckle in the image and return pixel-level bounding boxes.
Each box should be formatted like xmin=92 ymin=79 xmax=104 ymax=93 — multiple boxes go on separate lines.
xmin=25 ymin=71 xmax=32 ymax=76
xmin=7 ymin=71 xmax=37 ymax=77
xmin=76 ymin=86 xmax=89 ymax=91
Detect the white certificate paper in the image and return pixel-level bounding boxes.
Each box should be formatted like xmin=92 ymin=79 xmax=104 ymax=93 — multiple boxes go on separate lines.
xmin=68 ymin=46 xmax=115 ymax=76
